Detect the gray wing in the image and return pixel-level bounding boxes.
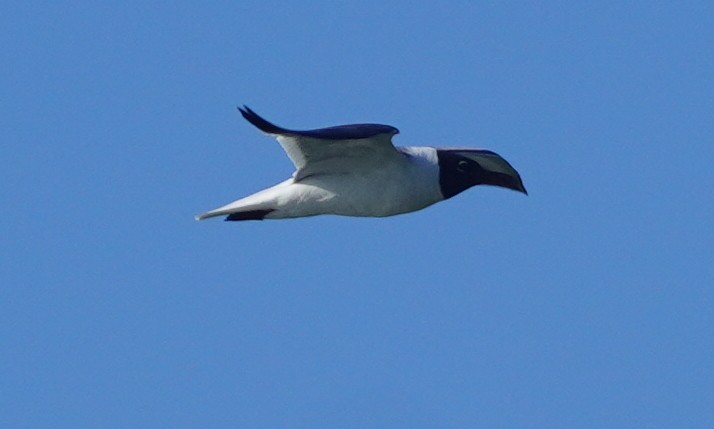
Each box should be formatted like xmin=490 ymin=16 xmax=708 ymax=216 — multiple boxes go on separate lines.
xmin=239 ymin=106 xmax=401 ymax=179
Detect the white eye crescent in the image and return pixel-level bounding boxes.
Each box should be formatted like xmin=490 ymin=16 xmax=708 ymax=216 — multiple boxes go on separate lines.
xmin=457 ymin=160 xmax=470 ymax=172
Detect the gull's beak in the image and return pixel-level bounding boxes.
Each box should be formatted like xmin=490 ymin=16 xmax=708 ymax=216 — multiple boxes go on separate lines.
xmin=459 ymin=149 xmax=528 ymax=195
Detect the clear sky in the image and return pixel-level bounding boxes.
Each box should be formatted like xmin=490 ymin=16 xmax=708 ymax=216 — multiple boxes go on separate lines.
xmin=2 ymin=2 xmax=713 ymax=428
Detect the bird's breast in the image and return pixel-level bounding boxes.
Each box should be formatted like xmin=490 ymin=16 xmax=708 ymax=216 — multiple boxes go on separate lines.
xmin=295 ymin=149 xmax=442 ymax=217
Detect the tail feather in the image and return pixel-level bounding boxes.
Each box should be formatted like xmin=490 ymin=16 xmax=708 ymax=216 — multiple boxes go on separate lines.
xmin=195 ymin=205 xmax=276 ymax=221
xmin=196 ymin=179 xmax=291 ymax=221
xmin=194 ymin=210 xmax=227 ymax=221
xmin=195 ymin=208 xmax=276 ymax=221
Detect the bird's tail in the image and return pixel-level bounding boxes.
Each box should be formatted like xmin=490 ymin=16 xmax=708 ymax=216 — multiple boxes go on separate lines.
xmin=194 ymin=196 xmax=276 ymax=221
xmin=195 ymin=207 xmax=274 ymax=221
xmin=195 ymin=181 xmax=290 ymax=221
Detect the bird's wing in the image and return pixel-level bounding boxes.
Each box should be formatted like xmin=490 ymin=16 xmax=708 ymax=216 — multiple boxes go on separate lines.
xmin=239 ymin=106 xmax=402 ymax=179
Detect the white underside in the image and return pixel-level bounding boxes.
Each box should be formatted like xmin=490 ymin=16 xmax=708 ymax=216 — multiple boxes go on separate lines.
xmin=196 ymin=147 xmax=443 ymax=220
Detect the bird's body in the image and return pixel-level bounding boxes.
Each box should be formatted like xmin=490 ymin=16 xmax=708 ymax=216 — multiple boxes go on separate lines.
xmin=196 ymin=107 xmax=526 ymax=222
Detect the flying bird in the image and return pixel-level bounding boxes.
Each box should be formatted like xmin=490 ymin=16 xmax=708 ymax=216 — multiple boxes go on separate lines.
xmin=195 ymin=107 xmax=526 ymax=221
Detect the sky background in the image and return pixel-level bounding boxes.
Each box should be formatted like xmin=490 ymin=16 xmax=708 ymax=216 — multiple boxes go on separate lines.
xmin=2 ymin=1 xmax=713 ymax=428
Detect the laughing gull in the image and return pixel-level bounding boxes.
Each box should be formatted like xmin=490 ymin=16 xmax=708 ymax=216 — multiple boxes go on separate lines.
xmin=195 ymin=107 xmax=527 ymax=221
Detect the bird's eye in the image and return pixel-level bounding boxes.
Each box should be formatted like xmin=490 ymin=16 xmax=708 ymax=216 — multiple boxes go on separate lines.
xmin=457 ymin=160 xmax=471 ymax=172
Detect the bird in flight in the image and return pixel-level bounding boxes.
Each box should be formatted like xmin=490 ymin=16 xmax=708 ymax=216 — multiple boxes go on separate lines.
xmin=196 ymin=107 xmax=527 ymax=221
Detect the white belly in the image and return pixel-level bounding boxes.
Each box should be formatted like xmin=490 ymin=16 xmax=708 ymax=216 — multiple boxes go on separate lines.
xmin=269 ymin=149 xmax=443 ymax=218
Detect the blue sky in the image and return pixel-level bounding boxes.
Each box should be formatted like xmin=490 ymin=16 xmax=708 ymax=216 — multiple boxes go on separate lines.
xmin=2 ymin=2 xmax=713 ymax=428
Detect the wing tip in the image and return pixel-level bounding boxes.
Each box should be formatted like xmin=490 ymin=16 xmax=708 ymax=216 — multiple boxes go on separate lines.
xmin=237 ymin=105 xmax=399 ymax=140
xmin=225 ymin=209 xmax=275 ymax=221
xmin=238 ymin=105 xmax=289 ymax=135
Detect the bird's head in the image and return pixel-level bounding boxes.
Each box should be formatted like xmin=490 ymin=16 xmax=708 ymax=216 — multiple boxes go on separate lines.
xmin=436 ymin=148 xmax=527 ymax=199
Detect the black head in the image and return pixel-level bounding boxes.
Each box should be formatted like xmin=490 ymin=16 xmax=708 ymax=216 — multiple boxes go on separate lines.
xmin=437 ymin=149 xmax=527 ymax=199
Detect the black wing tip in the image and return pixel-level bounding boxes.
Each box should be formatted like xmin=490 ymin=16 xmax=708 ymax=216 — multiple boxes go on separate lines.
xmin=300 ymin=124 xmax=399 ymax=140
xmin=224 ymin=209 xmax=275 ymax=221
xmin=236 ymin=104 xmax=250 ymax=119
xmin=237 ymin=105 xmax=289 ymax=135
xmin=237 ymin=105 xmax=398 ymax=140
